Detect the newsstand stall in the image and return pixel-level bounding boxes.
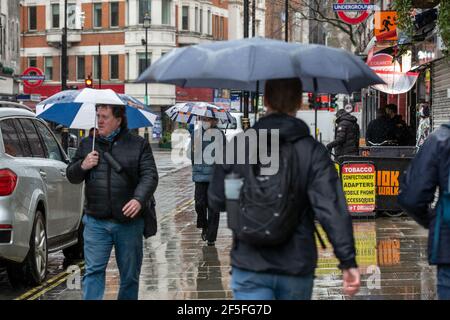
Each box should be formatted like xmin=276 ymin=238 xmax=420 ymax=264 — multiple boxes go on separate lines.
xmin=336 ymin=146 xmax=416 ymax=217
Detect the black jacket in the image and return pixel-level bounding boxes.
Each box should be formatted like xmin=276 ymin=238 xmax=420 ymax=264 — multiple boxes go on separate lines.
xmin=365 ymin=116 xmax=393 ymax=145
xmin=67 ymin=129 xmax=158 ymax=223
xmin=398 ymin=124 xmax=450 ymax=264
xmin=388 ymin=115 xmax=412 ymax=146
xmin=208 ymin=113 xmax=357 ymax=276
xmin=327 ymin=112 xmax=360 ymax=157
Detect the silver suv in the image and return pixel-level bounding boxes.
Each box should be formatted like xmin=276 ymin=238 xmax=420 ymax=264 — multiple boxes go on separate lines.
xmin=0 ymin=102 xmax=84 ymax=286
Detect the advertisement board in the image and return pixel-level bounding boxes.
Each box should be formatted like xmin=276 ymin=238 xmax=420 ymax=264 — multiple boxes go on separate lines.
xmin=341 ymin=163 xmax=376 ymax=213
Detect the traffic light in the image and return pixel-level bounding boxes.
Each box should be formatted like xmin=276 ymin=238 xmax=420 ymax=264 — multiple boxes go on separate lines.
xmin=330 ymin=94 xmax=338 ymax=109
xmin=85 ymin=76 xmax=93 ymax=88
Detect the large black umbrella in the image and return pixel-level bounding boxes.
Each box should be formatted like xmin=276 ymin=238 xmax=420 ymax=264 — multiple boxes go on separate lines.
xmin=137 ymin=37 xmax=384 ymax=136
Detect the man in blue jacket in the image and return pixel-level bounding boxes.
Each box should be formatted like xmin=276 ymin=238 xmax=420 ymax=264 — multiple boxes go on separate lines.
xmin=398 ymin=123 xmax=450 ymax=300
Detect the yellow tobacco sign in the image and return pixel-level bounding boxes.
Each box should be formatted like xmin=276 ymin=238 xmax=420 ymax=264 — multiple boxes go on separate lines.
xmin=341 ymin=163 xmax=376 ymax=213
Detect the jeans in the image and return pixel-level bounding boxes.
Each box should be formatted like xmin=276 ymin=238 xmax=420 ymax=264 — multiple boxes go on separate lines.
xmin=195 ymin=182 xmax=220 ymax=242
xmin=231 ymin=267 xmax=314 ymax=300
xmin=82 ymin=214 xmax=144 ymax=300
xmin=437 ymin=265 xmax=450 ymax=300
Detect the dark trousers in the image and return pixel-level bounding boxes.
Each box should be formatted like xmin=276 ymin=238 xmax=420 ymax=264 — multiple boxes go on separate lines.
xmin=195 ymin=182 xmax=220 ymax=242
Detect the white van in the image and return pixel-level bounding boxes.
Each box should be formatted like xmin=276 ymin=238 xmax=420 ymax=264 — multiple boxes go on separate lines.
xmin=296 ymin=110 xmax=362 ymax=146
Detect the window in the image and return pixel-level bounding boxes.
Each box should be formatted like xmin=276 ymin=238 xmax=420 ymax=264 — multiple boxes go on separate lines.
xmin=200 ymin=9 xmax=203 ymax=34
xmin=162 ymin=0 xmax=171 ymax=25
xmin=207 ymin=10 xmax=211 ymax=35
xmin=51 ymin=3 xmax=60 ymax=28
xmin=93 ymin=55 xmax=101 ymax=80
xmin=182 ymin=6 xmax=189 ymax=30
xmin=195 ymin=7 xmax=198 ymax=32
xmin=93 ymin=3 xmax=102 ymax=28
xmin=1 ymin=119 xmax=24 ymax=157
xmin=29 ymin=6 xmax=37 ymax=31
xmin=34 ymin=121 xmax=64 ymax=162
xmin=17 ymin=119 xmax=46 ymax=158
xmin=45 ymin=57 xmax=53 ymax=81
xmin=67 ymin=4 xmax=77 ymax=29
xmin=110 ymin=55 xmax=119 ymax=79
xmin=110 ymin=2 xmax=119 ymax=27
xmin=220 ymin=17 xmax=224 ymax=40
xmin=138 ymin=0 xmax=152 ymax=24
xmin=28 ymin=57 xmax=37 ymax=67
xmin=138 ymin=53 xmax=151 ymax=76
xmin=14 ymin=119 xmax=33 ymax=157
xmin=77 ymin=56 xmax=85 ymax=80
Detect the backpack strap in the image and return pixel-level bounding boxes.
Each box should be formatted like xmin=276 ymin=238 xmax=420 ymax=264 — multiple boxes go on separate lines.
xmin=290 ymin=137 xmax=327 ymax=250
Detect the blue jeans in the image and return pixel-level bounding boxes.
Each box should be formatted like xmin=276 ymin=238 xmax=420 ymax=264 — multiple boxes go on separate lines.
xmin=437 ymin=266 xmax=450 ymax=300
xmin=231 ymin=267 xmax=314 ymax=300
xmin=82 ymin=214 xmax=144 ymax=300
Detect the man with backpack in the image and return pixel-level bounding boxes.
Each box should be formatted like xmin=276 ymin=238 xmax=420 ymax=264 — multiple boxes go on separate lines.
xmin=208 ymin=78 xmax=360 ymax=300
xmin=398 ymin=124 xmax=450 ymax=300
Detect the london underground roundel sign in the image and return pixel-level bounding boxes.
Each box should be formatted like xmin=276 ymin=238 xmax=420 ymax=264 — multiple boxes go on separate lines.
xmin=21 ymin=67 xmax=45 ymax=88
xmin=335 ymin=0 xmax=371 ymax=25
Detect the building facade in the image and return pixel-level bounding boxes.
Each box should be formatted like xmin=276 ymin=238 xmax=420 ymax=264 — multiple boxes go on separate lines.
xmin=0 ymin=0 xmax=20 ymax=100
xmin=19 ymin=0 xmax=266 ymax=141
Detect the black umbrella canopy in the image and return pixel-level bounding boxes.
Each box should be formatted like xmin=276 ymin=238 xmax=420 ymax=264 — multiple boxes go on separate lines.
xmin=137 ymin=37 xmax=384 ymax=94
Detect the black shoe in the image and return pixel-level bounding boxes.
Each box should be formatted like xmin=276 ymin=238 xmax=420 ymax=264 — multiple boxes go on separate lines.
xmin=207 ymin=241 xmax=215 ymax=246
xmin=201 ymin=228 xmax=207 ymax=241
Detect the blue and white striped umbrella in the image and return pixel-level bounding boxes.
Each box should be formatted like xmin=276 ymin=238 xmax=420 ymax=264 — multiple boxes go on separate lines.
xmin=36 ymin=88 xmax=158 ymax=130
xmin=166 ymin=102 xmax=236 ymax=125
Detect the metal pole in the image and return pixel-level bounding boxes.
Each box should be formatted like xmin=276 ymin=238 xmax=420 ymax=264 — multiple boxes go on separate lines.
xmin=313 ymin=78 xmax=318 ymax=140
xmin=252 ymin=0 xmax=256 ymax=37
xmin=255 ymin=81 xmax=259 ymax=121
xmin=98 ymin=42 xmax=101 ymax=88
xmin=61 ymin=0 xmax=68 ymax=91
xmin=242 ymin=0 xmax=250 ymax=129
xmin=145 ymin=26 xmax=148 ymax=106
xmin=285 ymin=0 xmax=288 ymax=42
xmin=144 ymin=24 xmax=149 ymax=141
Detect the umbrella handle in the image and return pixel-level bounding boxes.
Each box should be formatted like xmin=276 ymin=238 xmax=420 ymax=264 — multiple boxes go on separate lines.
xmin=92 ymin=112 xmax=97 ymax=152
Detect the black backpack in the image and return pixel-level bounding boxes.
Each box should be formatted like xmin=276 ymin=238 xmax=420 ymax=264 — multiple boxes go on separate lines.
xmin=226 ymin=141 xmax=303 ymax=246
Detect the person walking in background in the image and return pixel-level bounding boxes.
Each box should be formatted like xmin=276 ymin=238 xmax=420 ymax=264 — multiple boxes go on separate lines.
xmin=67 ymin=104 xmax=158 ymax=300
xmin=189 ymin=117 xmax=224 ymax=246
xmin=326 ymin=109 xmax=360 ymax=158
xmin=208 ymin=78 xmax=360 ymax=300
xmin=398 ymin=122 xmax=450 ymax=300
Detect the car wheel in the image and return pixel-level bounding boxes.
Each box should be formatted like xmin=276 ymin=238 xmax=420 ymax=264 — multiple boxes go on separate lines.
xmin=63 ymin=219 xmax=84 ymax=260
xmin=6 ymin=210 xmax=48 ymax=287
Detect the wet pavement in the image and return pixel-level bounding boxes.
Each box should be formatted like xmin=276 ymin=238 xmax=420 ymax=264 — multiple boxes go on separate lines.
xmin=0 ymin=151 xmax=438 ymax=300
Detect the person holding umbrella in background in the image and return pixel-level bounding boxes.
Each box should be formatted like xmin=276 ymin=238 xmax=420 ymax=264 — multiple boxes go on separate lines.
xmin=167 ymin=102 xmax=233 ymax=246
xmin=189 ymin=116 xmax=223 ymax=246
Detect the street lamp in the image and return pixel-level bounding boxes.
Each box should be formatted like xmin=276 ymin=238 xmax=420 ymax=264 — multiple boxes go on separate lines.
xmin=143 ymin=12 xmax=151 ymax=141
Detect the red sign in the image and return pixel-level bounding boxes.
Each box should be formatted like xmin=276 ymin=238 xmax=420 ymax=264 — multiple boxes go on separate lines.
xmin=21 ymin=67 xmax=45 ymax=88
xmin=336 ymin=0 xmax=371 ymax=25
